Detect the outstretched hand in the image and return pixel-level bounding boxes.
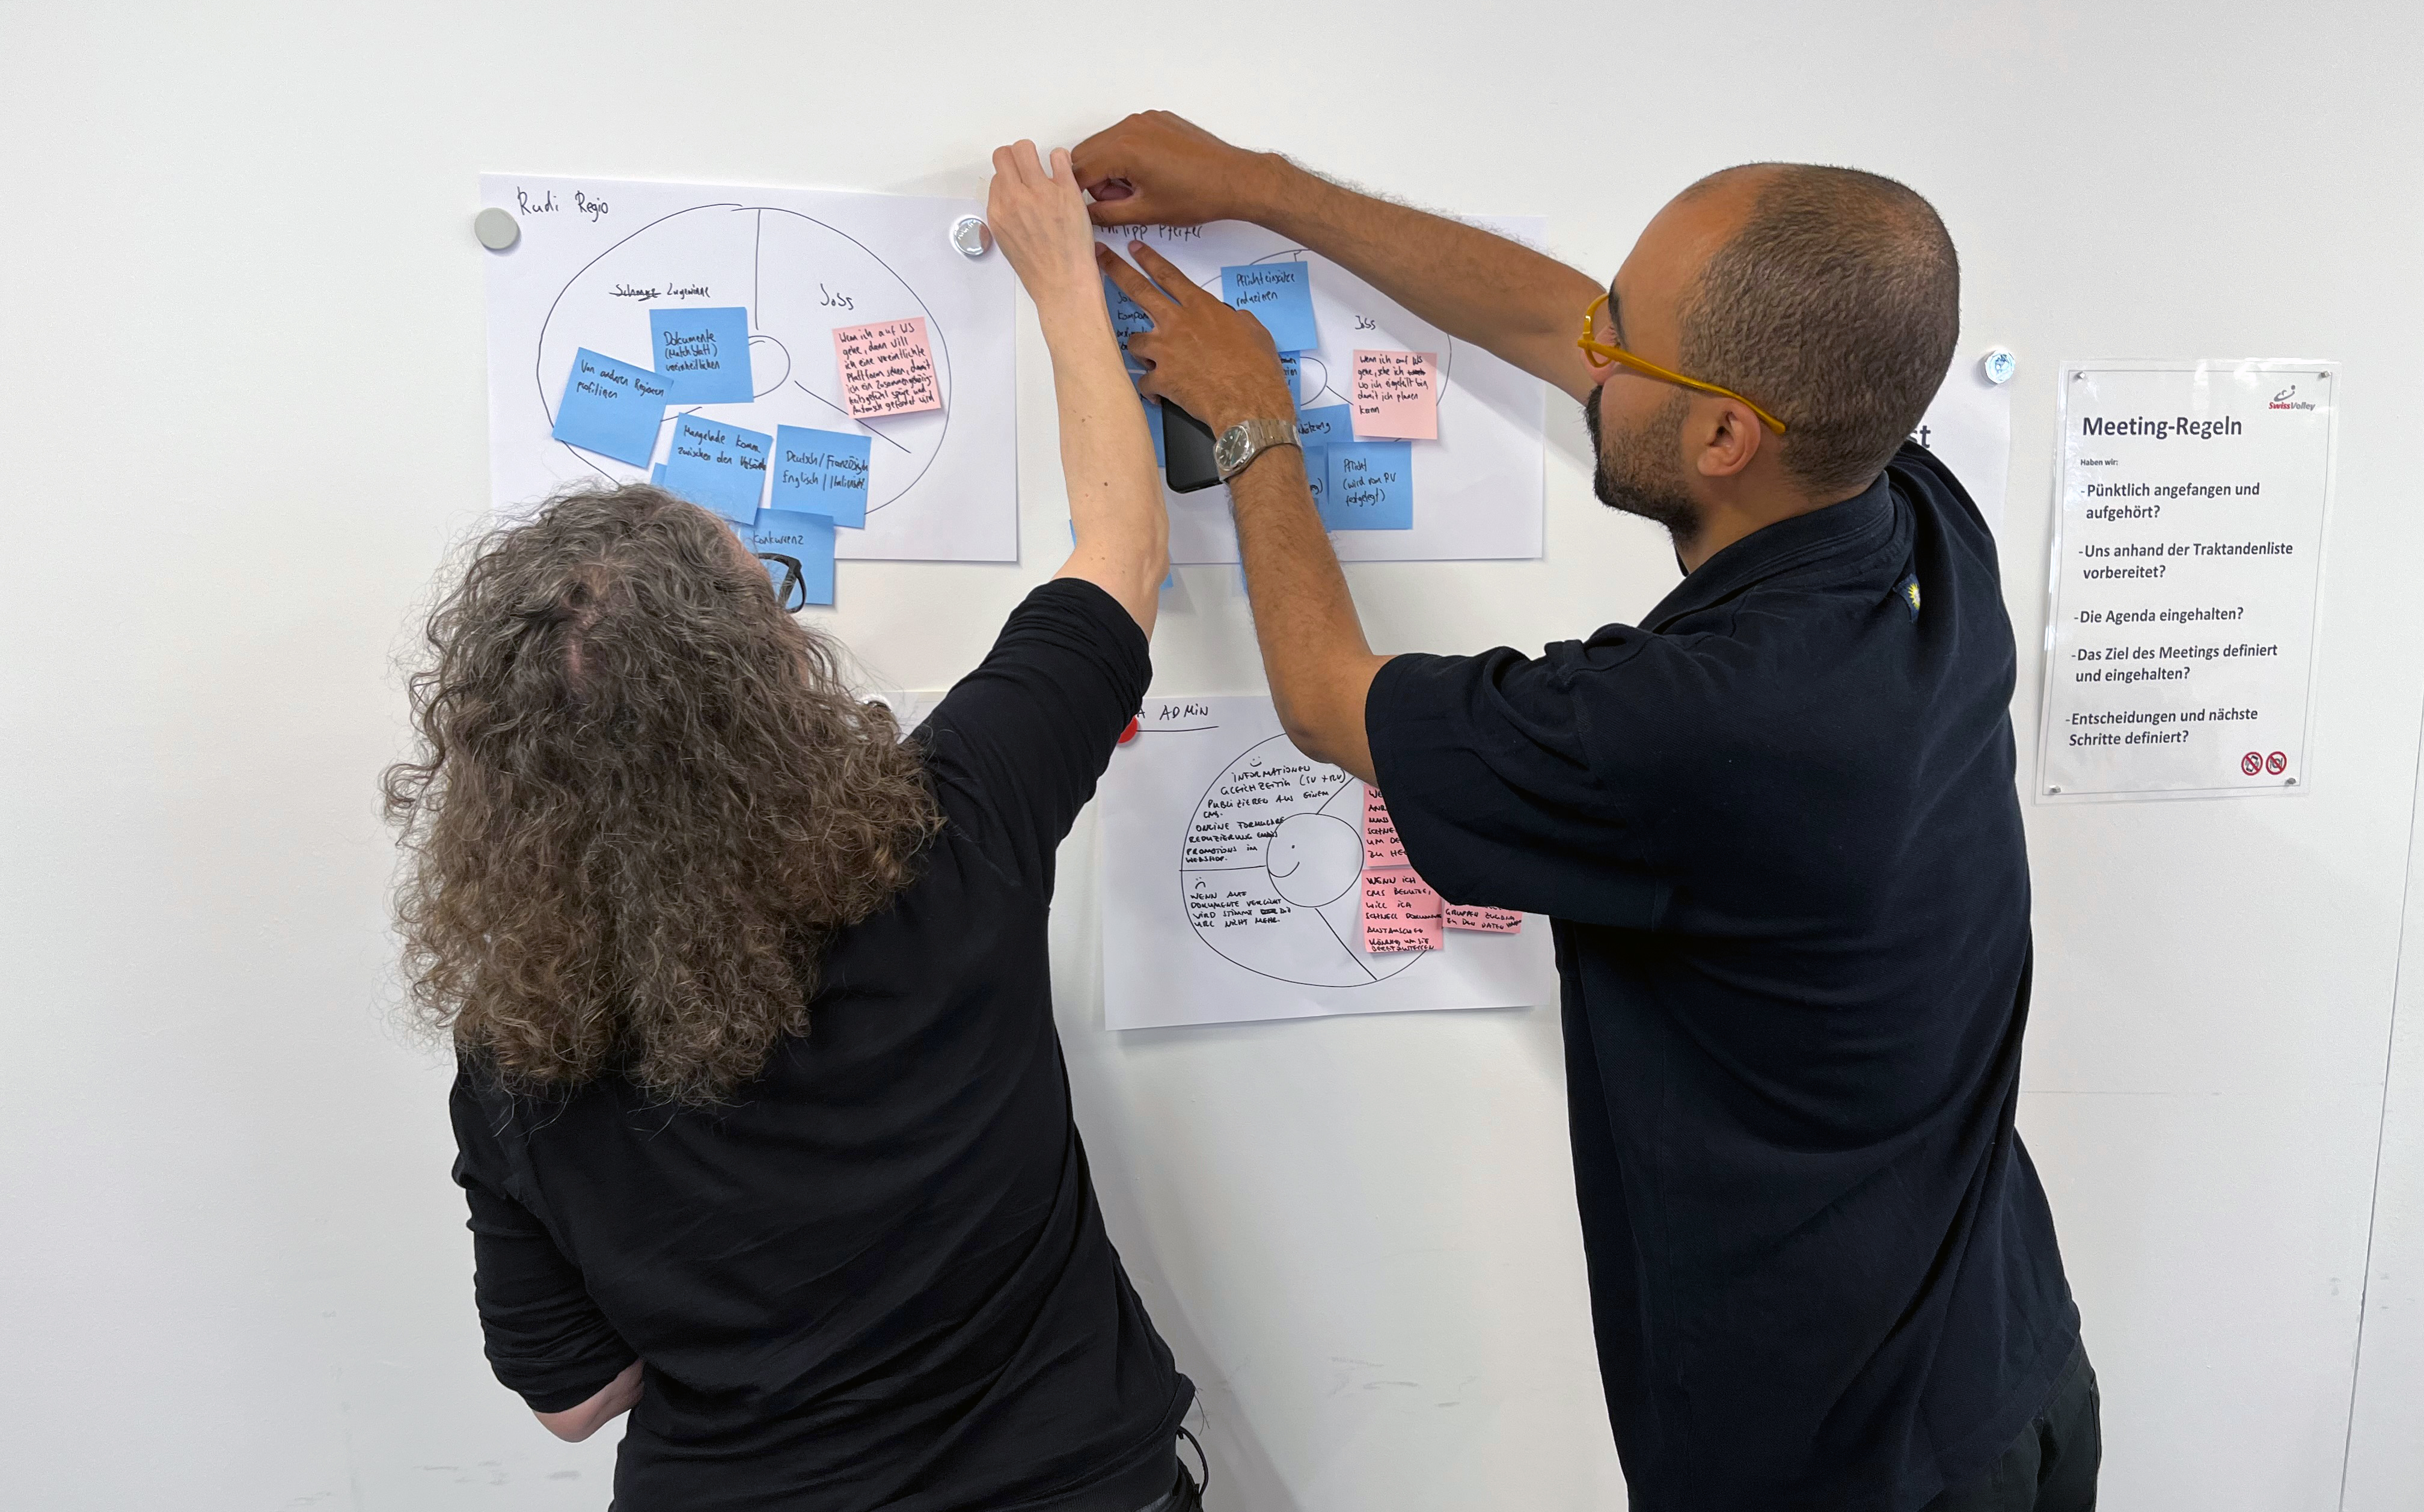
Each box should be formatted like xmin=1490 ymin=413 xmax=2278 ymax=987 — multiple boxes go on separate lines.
xmin=1098 ymin=240 xmax=1294 ymax=435
xmin=986 ymin=141 xmax=1100 ymax=314
xmin=1071 ymin=112 xmax=1282 ymax=229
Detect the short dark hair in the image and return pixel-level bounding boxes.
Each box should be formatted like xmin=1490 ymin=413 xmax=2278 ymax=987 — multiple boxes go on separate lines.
xmin=1677 ymin=164 xmax=1959 ymax=495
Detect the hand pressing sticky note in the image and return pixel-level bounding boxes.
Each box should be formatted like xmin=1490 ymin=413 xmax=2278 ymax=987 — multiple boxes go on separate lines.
xmin=1323 ymin=442 xmax=1414 ymax=530
xmin=771 ymin=426 xmax=873 ymax=528
xmin=1444 ymin=905 xmax=1524 ymax=934
xmin=552 ymin=348 xmax=672 ymax=467
xmin=1220 ymin=262 xmax=1318 ymax=353
xmin=833 ymin=318 xmax=941 ymax=420
xmin=748 ymin=510 xmax=837 ymax=607
xmin=1363 ymin=786 xmax=1408 ymax=868
xmin=650 ymin=307 xmax=754 ymax=405
xmin=662 ymin=414 xmax=772 ymax=524
xmin=1362 ymin=868 xmax=1443 ymax=953
xmin=1351 ymin=349 xmax=1439 ymax=440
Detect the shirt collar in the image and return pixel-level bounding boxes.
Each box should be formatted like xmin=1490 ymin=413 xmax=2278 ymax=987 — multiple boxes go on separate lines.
xmin=1641 ymin=471 xmax=1900 ymax=632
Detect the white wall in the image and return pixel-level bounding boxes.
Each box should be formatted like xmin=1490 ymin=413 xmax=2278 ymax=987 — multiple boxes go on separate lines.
xmin=2 ymin=2 xmax=2417 ymax=1508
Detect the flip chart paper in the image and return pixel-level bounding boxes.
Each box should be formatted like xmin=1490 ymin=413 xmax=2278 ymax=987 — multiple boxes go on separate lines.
xmin=2035 ymin=359 xmax=2337 ymax=800
xmin=663 ymin=414 xmax=771 ymax=524
xmin=1092 ymin=218 xmax=1545 ymax=566
xmin=1099 ymin=695 xmax=1553 ymax=1029
xmin=1444 ymin=905 xmax=1523 ymax=934
xmin=833 ymin=318 xmax=942 ymax=418
xmin=1222 ymin=262 xmax=1318 ymax=352
xmin=551 ymin=349 xmax=670 ymax=466
xmin=650 ymin=307 xmax=753 ymax=404
xmin=482 ymin=174 xmax=1015 ymax=563
xmin=771 ymin=426 xmax=872 ymax=528
xmin=1351 ymin=349 xmax=1440 ymax=439
xmin=749 ymin=509 xmax=837 ymax=606
xmin=1324 ymin=443 xmax=1414 ymax=530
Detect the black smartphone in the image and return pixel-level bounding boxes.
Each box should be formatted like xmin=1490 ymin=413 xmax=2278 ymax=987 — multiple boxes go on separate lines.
xmin=1160 ymin=400 xmax=1222 ymax=494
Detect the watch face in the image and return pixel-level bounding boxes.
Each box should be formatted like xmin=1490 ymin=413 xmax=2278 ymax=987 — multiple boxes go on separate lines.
xmin=1215 ymin=429 xmax=1247 ymax=473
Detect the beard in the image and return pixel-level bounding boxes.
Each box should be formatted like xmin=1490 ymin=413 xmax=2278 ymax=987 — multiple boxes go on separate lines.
xmin=1585 ymin=384 xmax=1701 ymax=548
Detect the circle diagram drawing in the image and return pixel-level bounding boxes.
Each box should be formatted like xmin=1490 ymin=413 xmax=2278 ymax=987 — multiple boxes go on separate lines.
xmin=1180 ymin=735 xmax=1422 ymax=987
xmin=534 ymin=204 xmax=950 ymax=515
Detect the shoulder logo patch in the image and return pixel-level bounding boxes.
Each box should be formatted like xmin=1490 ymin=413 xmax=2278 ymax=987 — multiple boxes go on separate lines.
xmin=1894 ymin=573 xmax=1922 ymax=621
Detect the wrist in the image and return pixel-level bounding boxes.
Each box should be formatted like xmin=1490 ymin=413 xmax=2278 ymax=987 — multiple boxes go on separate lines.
xmin=1234 ymin=151 xmax=1303 ymax=227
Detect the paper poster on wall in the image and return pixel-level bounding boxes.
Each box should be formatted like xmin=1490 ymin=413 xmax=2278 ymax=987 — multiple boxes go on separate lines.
xmin=1098 ymin=221 xmax=1546 ymax=565
xmin=1910 ymin=354 xmax=2015 ymax=531
xmin=1099 ymin=696 xmax=1556 ymax=1030
xmin=2036 ymin=360 xmax=2336 ymax=800
xmin=480 ymin=174 xmax=1017 ymax=563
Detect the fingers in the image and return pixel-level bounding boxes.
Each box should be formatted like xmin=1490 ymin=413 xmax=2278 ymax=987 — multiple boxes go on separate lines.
xmin=1095 ymin=245 xmax=1180 ymax=319
xmin=1048 ymin=146 xmax=1073 ymax=184
xmin=1068 ymin=118 xmax=1132 ymax=195
xmin=1127 ymin=242 xmax=1205 ymax=299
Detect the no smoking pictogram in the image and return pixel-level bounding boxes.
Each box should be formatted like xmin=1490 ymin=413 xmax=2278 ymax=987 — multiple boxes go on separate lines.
xmin=2265 ymin=751 xmax=2288 ymax=775
xmin=2241 ymin=752 xmax=2263 ymax=776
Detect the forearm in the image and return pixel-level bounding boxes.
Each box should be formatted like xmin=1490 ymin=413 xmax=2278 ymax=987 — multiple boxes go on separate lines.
xmin=1244 ymin=158 xmax=1604 ymax=401
xmin=533 ymin=1357 xmax=643 ymax=1443
xmin=1040 ymin=295 xmax=1168 ymax=631
xmin=1227 ymin=450 xmax=1388 ymax=782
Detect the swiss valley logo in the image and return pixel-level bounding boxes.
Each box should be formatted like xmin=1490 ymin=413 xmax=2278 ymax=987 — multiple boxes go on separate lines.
xmin=2269 ymin=385 xmax=2316 ymax=412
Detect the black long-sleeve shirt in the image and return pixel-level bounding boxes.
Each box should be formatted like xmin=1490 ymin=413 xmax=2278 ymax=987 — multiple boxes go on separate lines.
xmin=450 ymin=580 xmax=1189 ymax=1512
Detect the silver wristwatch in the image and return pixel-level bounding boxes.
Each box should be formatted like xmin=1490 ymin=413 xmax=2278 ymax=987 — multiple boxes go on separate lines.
xmin=1213 ymin=418 xmax=1302 ymax=483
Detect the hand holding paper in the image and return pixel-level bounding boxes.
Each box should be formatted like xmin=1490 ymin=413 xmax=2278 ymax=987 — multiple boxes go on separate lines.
xmin=1099 ymin=240 xmax=1293 ymax=435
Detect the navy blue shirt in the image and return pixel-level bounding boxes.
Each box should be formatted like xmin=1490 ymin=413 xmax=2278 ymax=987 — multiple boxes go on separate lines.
xmin=451 ymin=581 xmax=1189 ymax=1512
xmin=1367 ymin=445 xmax=2076 ymax=1510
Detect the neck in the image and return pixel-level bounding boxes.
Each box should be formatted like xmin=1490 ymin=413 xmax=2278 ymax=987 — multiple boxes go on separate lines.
xmin=1676 ymin=480 xmax=1868 ymax=573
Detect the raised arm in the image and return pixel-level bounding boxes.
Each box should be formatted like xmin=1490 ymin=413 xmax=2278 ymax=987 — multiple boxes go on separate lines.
xmin=988 ymin=141 xmax=1169 ymax=635
xmin=1102 ymin=242 xmax=1385 ymax=782
xmin=1071 ymin=112 xmax=1605 ymax=402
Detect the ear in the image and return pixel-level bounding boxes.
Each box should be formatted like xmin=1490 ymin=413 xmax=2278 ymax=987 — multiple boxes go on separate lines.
xmin=1691 ymin=399 xmax=1766 ymax=480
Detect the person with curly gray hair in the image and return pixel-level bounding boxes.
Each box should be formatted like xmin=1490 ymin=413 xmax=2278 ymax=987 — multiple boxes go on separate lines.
xmin=387 ymin=142 xmax=1205 ymax=1512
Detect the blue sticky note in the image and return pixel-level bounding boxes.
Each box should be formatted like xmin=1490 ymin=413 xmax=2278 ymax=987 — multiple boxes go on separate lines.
xmin=1322 ymin=442 xmax=1414 ymax=530
xmin=661 ymin=414 xmax=772 ymax=524
xmin=1296 ymin=403 xmax=1351 ymax=448
xmin=650 ymin=307 xmax=754 ymax=404
xmin=750 ymin=510 xmax=836 ymax=607
xmin=1105 ymin=277 xmax=1154 ymax=370
xmin=650 ymin=462 xmax=667 ymax=485
xmin=1221 ymin=262 xmax=1317 ymax=352
xmin=551 ymin=348 xmax=672 ymax=466
xmin=771 ymin=426 xmax=872 ymax=528
xmin=1303 ymin=446 xmax=1330 ymax=516
xmin=1278 ymin=351 xmax=1302 ymax=406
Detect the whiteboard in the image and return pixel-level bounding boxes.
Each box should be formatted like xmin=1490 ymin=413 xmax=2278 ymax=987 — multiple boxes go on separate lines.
xmin=3 ymin=6 xmax=2420 ymax=1511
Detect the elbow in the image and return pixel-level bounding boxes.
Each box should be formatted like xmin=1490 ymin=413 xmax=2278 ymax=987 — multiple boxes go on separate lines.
xmin=534 ymin=1406 xmax=604 ymax=1443
xmin=1276 ymin=703 xmax=1339 ymax=767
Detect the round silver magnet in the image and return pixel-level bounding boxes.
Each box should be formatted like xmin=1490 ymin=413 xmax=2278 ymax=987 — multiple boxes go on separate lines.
xmin=474 ymin=207 xmax=521 ymax=251
xmin=1980 ymin=346 xmax=2017 ymax=385
xmin=950 ymin=216 xmax=992 ymax=259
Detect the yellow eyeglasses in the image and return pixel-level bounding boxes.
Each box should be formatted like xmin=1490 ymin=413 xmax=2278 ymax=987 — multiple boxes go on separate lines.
xmin=1578 ymin=293 xmax=1787 ymax=435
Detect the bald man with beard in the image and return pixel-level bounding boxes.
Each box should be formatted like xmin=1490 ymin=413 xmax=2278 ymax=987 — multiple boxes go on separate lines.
xmin=1080 ymin=113 xmax=2096 ymax=1512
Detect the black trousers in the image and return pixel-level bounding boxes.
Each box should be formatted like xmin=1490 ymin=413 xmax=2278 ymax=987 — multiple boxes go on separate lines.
xmin=1923 ymin=1343 xmax=2102 ymax=1511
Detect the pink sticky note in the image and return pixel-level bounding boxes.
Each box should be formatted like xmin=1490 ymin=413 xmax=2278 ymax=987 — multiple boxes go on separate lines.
xmin=1363 ymin=785 xmax=1408 ymax=868
xmin=1351 ymin=349 xmax=1439 ymax=440
xmin=832 ymin=318 xmax=942 ymax=419
xmin=1443 ymin=904 xmax=1524 ymax=934
xmin=1362 ymin=868 xmax=1443 ymax=953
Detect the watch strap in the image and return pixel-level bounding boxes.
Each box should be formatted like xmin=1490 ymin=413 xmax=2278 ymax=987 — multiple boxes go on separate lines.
xmin=1214 ymin=418 xmax=1303 ymax=483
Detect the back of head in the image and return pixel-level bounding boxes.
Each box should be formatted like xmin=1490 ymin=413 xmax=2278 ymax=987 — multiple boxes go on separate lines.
xmin=1680 ymin=164 xmax=1959 ymax=497
xmin=384 ymin=484 xmax=940 ymax=1104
